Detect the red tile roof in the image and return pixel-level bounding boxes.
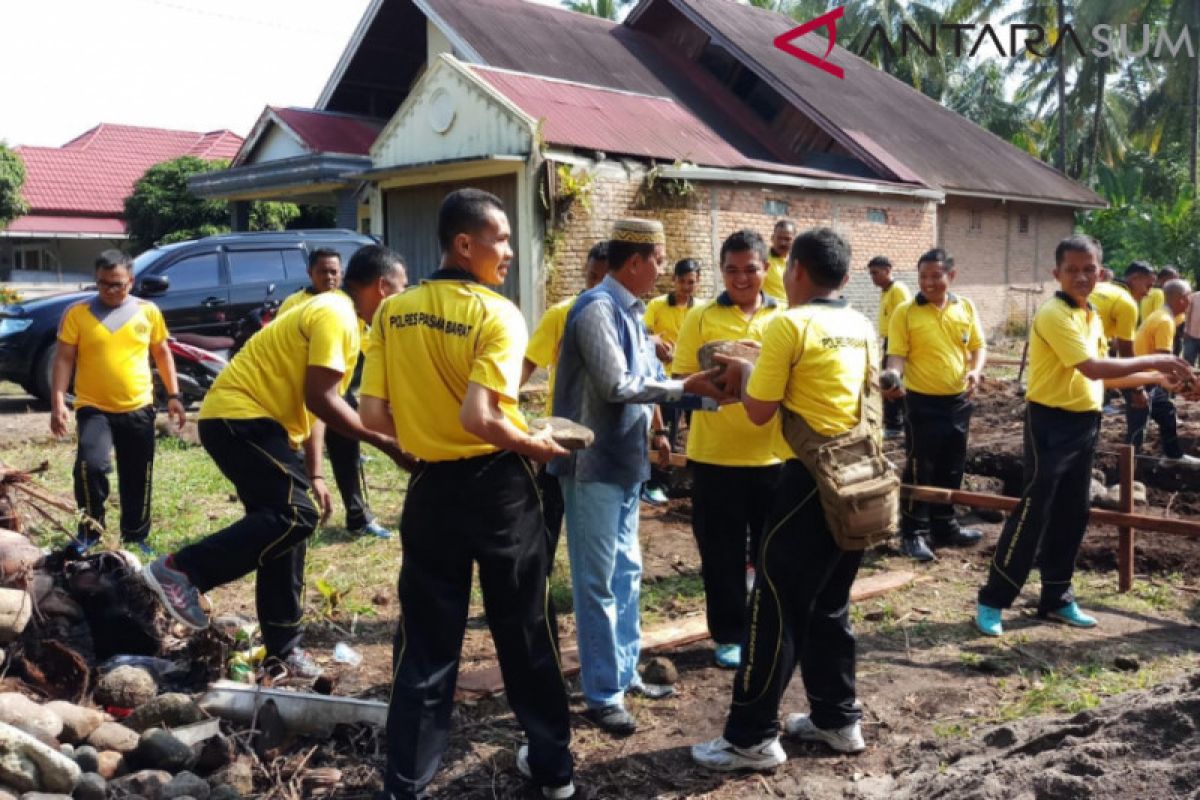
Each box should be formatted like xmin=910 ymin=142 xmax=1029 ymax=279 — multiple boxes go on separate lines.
xmin=4 ymin=215 xmax=128 ymax=236
xmin=270 ymin=107 xmax=382 ymax=156
xmin=12 ymin=124 xmax=244 ymax=220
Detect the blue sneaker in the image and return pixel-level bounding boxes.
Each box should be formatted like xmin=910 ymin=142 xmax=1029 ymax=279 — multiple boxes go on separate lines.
xmin=1041 ymin=601 xmax=1097 ymax=628
xmin=714 ymin=643 xmax=741 ymax=669
xmin=975 ymin=603 xmax=1003 ymax=637
xmin=68 ymin=535 xmax=99 ymax=557
xmin=350 ymin=520 xmax=393 ymax=540
xmin=640 ymin=484 xmax=669 ymax=505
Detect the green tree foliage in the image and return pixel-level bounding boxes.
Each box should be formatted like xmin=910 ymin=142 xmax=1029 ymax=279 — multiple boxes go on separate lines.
xmin=0 ymin=144 xmax=29 ymax=229
xmin=124 ymin=156 xmax=300 ymax=253
xmin=562 ymin=0 xmax=630 ymax=19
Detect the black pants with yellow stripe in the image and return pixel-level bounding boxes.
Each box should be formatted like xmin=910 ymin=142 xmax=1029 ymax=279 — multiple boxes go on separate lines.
xmin=978 ymin=403 xmax=1100 ymax=613
xmin=691 ymin=461 xmax=783 ymax=646
xmin=901 ymin=390 xmax=972 ymax=536
xmin=325 ymin=390 xmax=373 ymax=530
xmin=174 ymin=418 xmax=319 ymax=657
xmin=723 ymin=460 xmax=863 ymax=747
xmin=383 ymin=451 xmax=572 ymax=800
xmin=73 ymin=405 xmax=156 ymax=543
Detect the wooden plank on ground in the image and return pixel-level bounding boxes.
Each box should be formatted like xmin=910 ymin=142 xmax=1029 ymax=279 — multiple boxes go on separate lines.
xmin=456 ymin=569 xmax=917 ymax=698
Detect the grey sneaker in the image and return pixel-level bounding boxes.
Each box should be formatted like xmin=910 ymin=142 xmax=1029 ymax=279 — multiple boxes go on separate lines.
xmin=142 ymin=557 xmax=209 ymax=630
xmin=516 ymin=744 xmax=575 ymax=799
xmin=691 ymin=735 xmax=786 ymax=772
xmin=784 ymin=713 xmax=866 ymax=753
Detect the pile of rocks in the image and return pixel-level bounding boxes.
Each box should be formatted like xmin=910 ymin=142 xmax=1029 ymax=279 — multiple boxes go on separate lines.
xmin=0 ymin=666 xmax=252 ymax=799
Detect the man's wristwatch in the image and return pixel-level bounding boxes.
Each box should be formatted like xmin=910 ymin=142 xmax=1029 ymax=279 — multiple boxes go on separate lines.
xmin=166 ymin=393 xmax=182 ymax=402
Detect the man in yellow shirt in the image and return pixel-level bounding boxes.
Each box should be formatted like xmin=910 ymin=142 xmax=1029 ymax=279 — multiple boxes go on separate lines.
xmin=1088 ymin=267 xmax=1138 ymax=356
xmin=1128 ymin=279 xmax=1199 ymax=463
xmin=761 ymin=219 xmax=796 ymax=303
xmin=358 ymin=189 xmax=576 ymax=800
xmin=976 ymin=237 xmax=1190 ymax=636
xmin=142 ymin=249 xmax=411 ymax=681
xmin=1120 ymin=260 xmax=1157 ymax=325
xmin=691 ymin=227 xmax=875 ymax=771
xmin=643 ymin=258 xmax=700 ymax=370
xmin=672 ymin=231 xmax=781 ymax=669
xmin=884 ymin=249 xmax=985 ymax=562
xmin=276 ymin=246 xmax=407 ymax=540
xmin=522 ymin=240 xmax=608 ymax=567
xmin=51 ymin=250 xmax=186 ymax=556
xmin=869 ymin=255 xmax=913 ymax=437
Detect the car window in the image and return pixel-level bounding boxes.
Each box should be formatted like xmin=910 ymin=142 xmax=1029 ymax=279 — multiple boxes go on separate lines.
xmin=228 ymin=250 xmax=287 ymax=285
xmin=283 ymin=250 xmax=308 ymax=280
xmin=163 ymin=253 xmax=222 ymax=292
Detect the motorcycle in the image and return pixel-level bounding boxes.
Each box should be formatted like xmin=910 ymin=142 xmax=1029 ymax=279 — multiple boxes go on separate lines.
xmin=155 ymin=288 xmax=280 ymax=407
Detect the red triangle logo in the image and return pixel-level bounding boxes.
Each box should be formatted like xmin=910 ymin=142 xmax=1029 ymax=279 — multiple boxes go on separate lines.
xmin=774 ymin=6 xmax=845 ymax=80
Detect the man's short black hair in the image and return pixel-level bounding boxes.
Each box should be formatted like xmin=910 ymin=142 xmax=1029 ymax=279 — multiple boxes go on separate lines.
xmin=867 ymin=256 xmax=892 ymax=270
xmin=917 ymin=248 xmax=954 ymax=269
xmin=674 ymin=258 xmax=701 ymax=278
xmin=607 ymin=240 xmax=657 ymax=271
xmin=1158 ymin=265 xmax=1180 ymax=280
xmin=344 ymin=244 xmax=405 ymax=287
xmin=720 ymin=229 xmax=768 ymax=267
xmin=308 ymin=247 xmax=341 ymax=269
xmin=587 ymin=241 xmax=609 ymax=263
xmin=438 ymin=188 xmax=505 ymax=252
xmin=95 ymin=249 xmax=133 ymax=272
xmin=789 ymin=228 xmax=850 ymax=289
xmin=1125 ymin=259 xmax=1153 ymax=277
xmin=774 ymin=219 xmax=797 ymax=233
xmin=1054 ymin=235 xmax=1102 ymax=266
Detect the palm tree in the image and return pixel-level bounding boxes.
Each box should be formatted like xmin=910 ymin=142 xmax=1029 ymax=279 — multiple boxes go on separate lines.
xmin=562 ymin=0 xmax=630 ymax=19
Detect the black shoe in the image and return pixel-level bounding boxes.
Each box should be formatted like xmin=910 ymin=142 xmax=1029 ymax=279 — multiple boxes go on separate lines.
xmin=899 ymin=534 xmax=936 ymax=562
xmin=583 ymin=704 xmax=637 ymax=736
xmin=932 ymin=527 xmax=983 ymax=548
xmin=628 ymin=680 xmax=675 ymax=700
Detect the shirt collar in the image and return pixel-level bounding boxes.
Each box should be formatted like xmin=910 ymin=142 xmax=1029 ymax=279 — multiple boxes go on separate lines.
xmin=427 ymin=267 xmax=479 ymax=284
xmin=915 ymin=292 xmax=958 ymax=306
xmin=667 ymin=292 xmax=695 ymax=308
xmin=715 ymin=290 xmax=778 ymax=309
xmin=602 ymin=273 xmax=642 ymax=312
xmin=1055 ymin=290 xmax=1095 ymax=311
xmin=805 ymin=296 xmax=849 ymax=308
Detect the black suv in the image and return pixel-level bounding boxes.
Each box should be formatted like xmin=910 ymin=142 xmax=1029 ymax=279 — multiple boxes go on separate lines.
xmin=0 ymin=229 xmax=376 ymax=400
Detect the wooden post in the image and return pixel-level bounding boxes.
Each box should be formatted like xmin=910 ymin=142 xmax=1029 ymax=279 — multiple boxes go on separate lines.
xmin=1117 ymin=444 xmax=1135 ymax=593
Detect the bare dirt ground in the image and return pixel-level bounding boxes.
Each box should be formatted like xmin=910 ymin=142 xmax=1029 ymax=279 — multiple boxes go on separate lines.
xmin=5 ymin=369 xmax=1200 ymax=799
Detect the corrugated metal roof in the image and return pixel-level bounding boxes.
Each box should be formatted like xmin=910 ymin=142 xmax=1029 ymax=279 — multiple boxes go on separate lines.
xmin=13 ymin=124 xmax=244 ymax=218
xmin=4 ymin=215 xmax=128 ymax=236
xmin=270 ymin=107 xmax=383 ymax=156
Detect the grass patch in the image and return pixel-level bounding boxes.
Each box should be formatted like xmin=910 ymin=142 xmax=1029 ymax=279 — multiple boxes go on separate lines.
xmin=993 ymin=655 xmax=1186 ymax=721
xmin=640 ymin=573 xmax=704 ymax=622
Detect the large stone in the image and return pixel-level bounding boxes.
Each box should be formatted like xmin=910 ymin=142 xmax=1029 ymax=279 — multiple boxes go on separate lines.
xmin=193 ymin=736 xmax=232 ymax=773
xmin=206 ymin=757 xmax=252 ymax=796
xmin=126 ymin=695 xmax=203 ymax=733
xmin=94 ymin=751 xmax=124 ymax=781
xmin=109 ymin=769 xmax=172 ymax=800
xmin=43 ymin=704 xmax=101 ymax=746
xmin=134 ymin=730 xmax=194 ymax=773
xmin=20 ymin=792 xmax=72 ymax=799
xmin=86 ymin=723 xmax=138 ymax=755
xmin=697 ymin=339 xmax=761 ymax=373
xmin=527 ymin=417 xmax=594 ymax=450
xmin=0 ymin=531 xmax=42 ymax=585
xmin=71 ymin=772 xmax=106 ymax=800
xmin=0 ymin=721 xmax=80 ymax=793
xmin=640 ymin=656 xmax=677 ymax=685
xmin=70 ymin=747 xmax=96 ymax=775
xmin=95 ymin=668 xmax=156 ymax=710
xmin=0 ymin=695 xmax=63 ymax=742
xmin=162 ymin=771 xmax=209 ymax=800
xmin=208 ymin=788 xmax=242 ymax=800
xmin=0 ymin=789 xmax=13 ymax=800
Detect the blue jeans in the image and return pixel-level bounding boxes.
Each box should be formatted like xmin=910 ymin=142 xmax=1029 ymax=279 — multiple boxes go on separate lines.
xmin=561 ymin=477 xmax=643 ymax=709
xmin=1184 ymin=336 xmax=1200 ymax=367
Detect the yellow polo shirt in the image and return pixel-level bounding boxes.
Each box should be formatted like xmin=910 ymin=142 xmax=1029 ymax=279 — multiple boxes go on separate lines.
xmin=748 ymin=299 xmax=876 ymax=440
xmin=58 ymin=298 xmax=167 ymax=413
xmin=878 ymin=281 xmax=913 ymax=338
xmin=278 ymin=287 xmax=370 ymax=353
xmin=200 ymin=292 xmax=359 ymax=446
xmin=673 ymin=295 xmax=784 ymax=467
xmin=361 ymin=272 xmax=527 ymax=463
xmin=762 ymin=253 xmax=788 ymax=303
xmin=525 ymin=296 xmax=576 ymax=415
xmin=1140 ymin=287 xmax=1165 ymax=325
xmin=887 ymin=293 xmax=984 ymax=396
xmin=1089 ymin=281 xmax=1138 ymax=342
xmin=1135 ymin=306 xmax=1177 ymax=355
xmin=643 ymin=293 xmax=693 ymax=371
xmin=1026 ymin=293 xmax=1107 ymax=413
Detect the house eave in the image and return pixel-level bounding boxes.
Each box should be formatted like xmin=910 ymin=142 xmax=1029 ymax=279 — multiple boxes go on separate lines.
xmin=655 ymin=164 xmax=945 ymax=202
xmin=188 ymin=154 xmax=373 ymax=201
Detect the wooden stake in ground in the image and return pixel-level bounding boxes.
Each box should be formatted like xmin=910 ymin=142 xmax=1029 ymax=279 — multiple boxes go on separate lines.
xmin=1118 ymin=444 xmax=1135 ymax=593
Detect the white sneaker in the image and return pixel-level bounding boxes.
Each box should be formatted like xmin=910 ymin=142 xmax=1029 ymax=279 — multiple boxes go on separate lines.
xmin=516 ymin=744 xmax=575 ymax=799
xmin=1166 ymin=453 xmax=1200 ymax=465
xmin=691 ymin=735 xmax=786 ymax=772
xmin=784 ymin=714 xmax=866 ymax=753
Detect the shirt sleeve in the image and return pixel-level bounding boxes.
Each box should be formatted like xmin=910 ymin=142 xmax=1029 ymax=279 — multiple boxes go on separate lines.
xmin=670 ymin=306 xmax=703 ymax=376
xmin=148 ymin=304 xmax=168 ymax=345
xmin=574 ymin=299 xmax=684 ymax=403
xmin=746 ymin=314 xmax=797 ymax=403
xmin=886 ymin=303 xmax=910 ymax=357
xmin=360 ymin=302 xmax=389 ymax=400
xmin=304 ymin=301 xmax=355 ymax=375
xmin=1114 ymin=295 xmax=1137 ymax=341
xmin=1152 ymin=316 xmax=1176 ymax=352
xmin=469 ymin=304 xmax=527 ymax=402
xmin=1035 ymin=307 xmax=1093 ymax=368
xmin=57 ymin=305 xmax=80 ymax=345
xmin=525 ymin=303 xmax=564 ymax=368
xmin=966 ymin=299 xmax=984 ymax=351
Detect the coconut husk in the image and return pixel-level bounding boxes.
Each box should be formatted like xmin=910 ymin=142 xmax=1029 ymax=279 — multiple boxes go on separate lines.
xmin=697 ymin=340 xmax=761 ymax=373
